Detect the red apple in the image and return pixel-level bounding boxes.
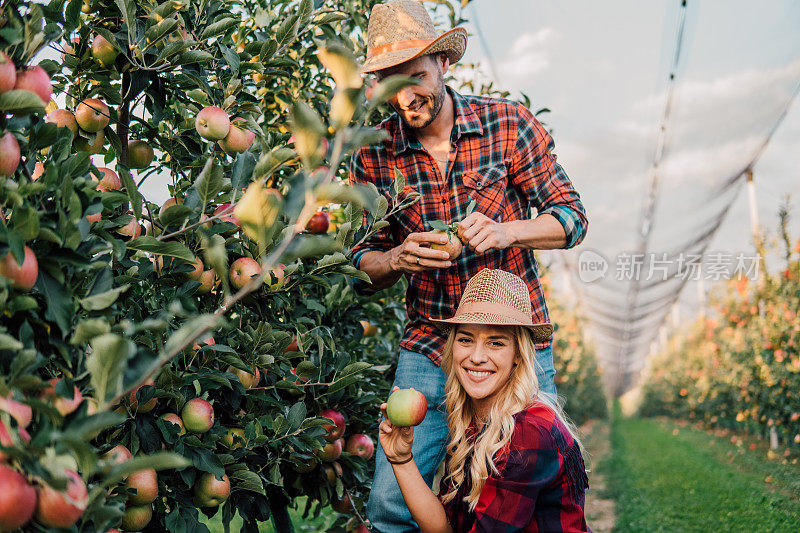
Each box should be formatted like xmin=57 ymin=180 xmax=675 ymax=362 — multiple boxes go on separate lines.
xmin=269 ymin=264 xmax=285 ymax=286
xmin=125 ymin=468 xmax=157 ymax=505
xmin=45 ymin=109 xmax=78 ymax=135
xmin=120 ymin=504 xmax=152 ymax=531
xmin=316 ymin=438 xmax=343 ymax=462
xmin=96 ymin=167 xmax=122 ymax=191
xmin=284 ymin=334 xmax=299 ymax=353
xmin=324 ymin=461 xmax=343 ymax=483
xmin=194 ymin=473 xmax=230 ymax=507
xmin=195 ymin=106 xmax=231 ymax=140
xmin=185 ymin=256 xmax=204 ymax=281
xmin=0 ymin=52 xmax=16 ymax=95
xmin=75 ymin=98 xmax=110 ymax=132
xmin=160 ymin=413 xmax=186 ymax=435
xmin=103 ymin=445 xmax=132 ymax=471
xmin=117 ymin=218 xmax=142 ymax=239
xmin=226 ymin=365 xmax=260 ymax=388
xmin=129 ymin=383 xmax=157 ymax=413
xmin=14 ymin=65 xmax=51 ymax=105
xmin=0 ymin=421 xmax=31 ymax=461
xmin=229 ymin=257 xmax=261 ymax=290
xmin=0 ymin=464 xmax=36 ymax=531
xmin=196 ymin=269 xmax=219 ymax=294
xmin=41 ymin=378 xmax=83 ymax=416
xmin=218 ymin=118 xmax=255 ymax=155
xmin=128 ymin=140 xmax=154 ymax=169
xmin=92 ymin=34 xmax=118 ymax=66
xmin=331 ymin=492 xmax=352 ymax=513
xmin=74 ymin=130 xmax=105 ymax=154
xmin=0 ymin=245 xmax=38 ymax=290
xmin=181 ymin=398 xmax=214 ymax=434
xmin=213 ymin=203 xmax=240 ymax=227
xmin=319 ymin=409 xmax=346 ymax=442
xmin=0 ymin=132 xmax=20 ymax=178
xmin=305 ymin=211 xmax=330 ymax=234
xmin=345 ymin=434 xmax=374 ymax=460
xmin=158 ymin=197 xmax=181 ymax=219
xmin=386 ymin=388 xmax=427 ymax=427
xmin=34 ymin=469 xmax=88 ymax=528
xmin=0 ymin=394 xmax=32 ymax=428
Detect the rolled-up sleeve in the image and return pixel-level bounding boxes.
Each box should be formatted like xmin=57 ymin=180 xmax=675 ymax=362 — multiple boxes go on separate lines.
xmin=348 ymin=150 xmax=396 ymax=269
xmin=509 ymin=105 xmax=588 ymax=249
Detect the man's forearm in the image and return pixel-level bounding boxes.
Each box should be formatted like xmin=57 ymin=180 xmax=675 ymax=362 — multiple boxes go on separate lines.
xmin=505 ymin=213 xmax=568 ymax=250
xmin=357 ymin=249 xmax=403 ymax=291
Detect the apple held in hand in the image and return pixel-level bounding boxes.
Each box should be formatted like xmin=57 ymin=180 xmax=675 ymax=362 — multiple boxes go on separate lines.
xmin=230 ymin=257 xmax=261 ymax=290
xmin=319 ymin=408 xmax=346 ymax=442
xmin=193 ymin=473 xmax=230 ymax=507
xmin=0 ymin=464 xmax=37 ymax=531
xmin=34 ymin=469 xmax=88 ymax=528
xmin=430 ymin=229 xmax=463 ymax=260
xmin=181 ymin=398 xmax=214 ymax=434
xmin=386 ymin=388 xmax=427 ymax=427
xmin=195 ymin=106 xmax=230 ymax=141
xmin=345 ymin=434 xmax=375 ymax=460
xmin=0 ymin=132 xmax=20 ymax=178
xmin=75 ymin=98 xmax=110 ymax=132
xmin=0 ymin=245 xmax=38 ymax=290
xmin=14 ymin=65 xmax=51 ymax=105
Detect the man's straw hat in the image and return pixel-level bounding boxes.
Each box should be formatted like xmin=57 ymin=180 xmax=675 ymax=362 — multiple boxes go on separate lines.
xmin=361 ymin=0 xmax=468 ymax=73
xmin=433 ymin=269 xmax=554 ymax=343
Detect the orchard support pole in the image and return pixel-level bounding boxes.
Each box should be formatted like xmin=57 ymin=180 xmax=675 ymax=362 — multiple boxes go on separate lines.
xmin=746 ymin=168 xmax=759 ymax=240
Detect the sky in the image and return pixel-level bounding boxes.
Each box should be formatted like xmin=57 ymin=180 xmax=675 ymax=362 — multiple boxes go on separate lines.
xmin=458 ymin=0 xmax=800 ymax=384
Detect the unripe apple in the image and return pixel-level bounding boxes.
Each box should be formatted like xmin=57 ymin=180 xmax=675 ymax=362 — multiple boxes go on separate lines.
xmin=218 ymin=118 xmax=255 ymax=155
xmin=324 ymin=461 xmax=343 ymax=483
xmin=103 ymin=445 xmax=132 ymax=471
xmin=125 ymin=468 xmax=157 ymax=505
xmin=120 ymin=504 xmax=152 ymax=531
xmin=41 ymin=378 xmax=83 ymax=416
xmin=195 ymin=106 xmax=231 ymax=140
xmin=193 ymin=473 xmax=230 ymax=507
xmin=0 ymin=52 xmax=16 ymax=94
xmin=74 ymin=130 xmax=105 ymax=154
xmin=316 ymin=438 xmax=343 ymax=462
xmin=14 ymin=65 xmax=51 ymax=105
xmin=34 ymin=469 xmax=88 ymax=528
xmin=226 ymin=365 xmax=260 ymax=388
xmin=158 ymin=197 xmax=181 ymax=219
xmin=360 ymin=320 xmax=378 ymax=337
xmin=305 ymin=211 xmax=330 ymax=234
xmin=196 ymin=269 xmax=219 ymax=294
xmin=319 ymin=409 xmax=346 ymax=442
xmin=430 ymin=230 xmax=463 ymax=260
xmin=229 ymin=257 xmax=261 ymax=290
xmin=221 ymin=427 xmax=245 ymax=449
xmin=0 ymin=464 xmax=36 ymax=531
xmin=129 ymin=383 xmax=157 ymax=413
xmin=128 ymin=140 xmax=154 ymax=169
xmin=117 ymin=218 xmax=142 ymax=239
xmin=45 ymin=109 xmax=78 ymax=135
xmin=92 ymin=34 xmax=118 ymax=66
xmin=345 ymin=434 xmax=375 ymax=460
xmin=181 ymin=398 xmax=214 ymax=433
xmin=386 ymin=388 xmax=427 ymax=427
xmin=96 ymin=167 xmax=122 ymax=191
xmin=0 ymin=420 xmax=31 ymax=461
xmin=160 ymin=413 xmax=186 ymax=435
xmin=75 ymin=98 xmax=110 ymax=132
xmin=0 ymin=394 xmax=32 ymax=428
xmin=0 ymin=132 xmax=20 ymax=178
xmin=0 ymin=245 xmax=38 ymax=290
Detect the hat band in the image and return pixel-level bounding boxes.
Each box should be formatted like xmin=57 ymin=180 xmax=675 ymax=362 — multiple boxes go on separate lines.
xmin=367 ymin=38 xmax=436 ymax=59
xmin=454 ymin=301 xmax=532 ymax=324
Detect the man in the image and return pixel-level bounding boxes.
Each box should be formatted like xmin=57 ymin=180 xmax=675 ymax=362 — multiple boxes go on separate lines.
xmin=349 ymin=1 xmax=588 ymax=531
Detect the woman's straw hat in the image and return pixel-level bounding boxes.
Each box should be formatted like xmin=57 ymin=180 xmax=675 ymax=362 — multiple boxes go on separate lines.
xmin=361 ymin=0 xmax=468 ymax=73
xmin=433 ymin=269 xmax=554 ymax=343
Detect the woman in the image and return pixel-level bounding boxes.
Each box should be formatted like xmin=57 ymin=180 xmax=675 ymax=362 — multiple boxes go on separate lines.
xmin=379 ymin=269 xmax=590 ymax=532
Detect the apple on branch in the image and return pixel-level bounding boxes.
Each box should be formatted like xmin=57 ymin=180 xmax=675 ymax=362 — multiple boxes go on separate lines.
xmin=0 ymin=132 xmax=20 ymax=178
xmin=193 ymin=473 xmax=231 ymax=507
xmin=125 ymin=468 xmax=158 ymax=505
xmin=319 ymin=408 xmax=346 ymax=442
xmin=121 ymin=504 xmax=152 ymax=531
xmin=128 ymin=140 xmax=154 ymax=169
xmin=95 ymin=167 xmax=121 ymax=191
xmin=45 ymin=109 xmax=78 ymax=135
xmin=305 ymin=211 xmax=330 ymax=234
xmin=0 ymin=245 xmax=38 ymax=290
xmin=14 ymin=65 xmax=51 ymax=105
xmin=346 ymin=434 xmax=375 ymax=460
xmin=0 ymin=464 xmax=36 ymax=531
xmin=181 ymin=398 xmax=215 ymax=434
xmin=75 ymin=98 xmax=110 ymax=133
xmin=92 ymin=34 xmax=118 ymax=67
xmin=0 ymin=52 xmax=17 ymax=95
xmin=229 ymin=257 xmax=262 ymax=290
xmin=195 ymin=106 xmax=231 ymax=141
xmin=34 ymin=469 xmax=88 ymax=528
xmin=219 ymin=117 xmax=255 ymax=155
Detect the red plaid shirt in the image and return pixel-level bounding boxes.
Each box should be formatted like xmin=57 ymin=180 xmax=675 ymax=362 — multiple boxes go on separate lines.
xmin=350 ymin=87 xmax=587 ymax=365
xmin=440 ymin=403 xmax=591 ymax=532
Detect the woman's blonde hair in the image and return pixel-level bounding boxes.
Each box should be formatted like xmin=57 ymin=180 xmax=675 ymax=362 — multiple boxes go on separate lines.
xmin=440 ymin=324 xmax=582 ymax=510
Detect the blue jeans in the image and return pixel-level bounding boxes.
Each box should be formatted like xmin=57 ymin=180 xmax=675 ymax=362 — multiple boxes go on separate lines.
xmin=366 ymin=345 xmax=556 ymax=532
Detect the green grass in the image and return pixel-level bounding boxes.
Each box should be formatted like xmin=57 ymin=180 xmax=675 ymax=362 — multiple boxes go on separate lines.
xmin=602 ymin=407 xmax=800 ymax=532
xmin=201 ymin=497 xmax=338 ymax=532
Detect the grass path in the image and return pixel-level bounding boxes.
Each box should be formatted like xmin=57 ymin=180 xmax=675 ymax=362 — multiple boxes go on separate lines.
xmin=602 ymin=411 xmax=800 ymax=532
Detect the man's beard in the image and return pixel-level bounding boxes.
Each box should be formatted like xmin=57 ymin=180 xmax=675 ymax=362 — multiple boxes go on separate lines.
xmin=396 ymin=81 xmax=446 ymax=130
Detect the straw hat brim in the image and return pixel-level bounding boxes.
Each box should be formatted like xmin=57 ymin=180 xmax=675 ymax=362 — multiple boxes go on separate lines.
xmin=361 ymin=27 xmax=468 ymax=73
xmin=432 ymin=313 xmax=554 ymax=344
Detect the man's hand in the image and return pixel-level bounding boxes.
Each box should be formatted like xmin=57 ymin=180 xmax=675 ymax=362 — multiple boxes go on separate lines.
xmin=457 ymin=212 xmax=515 ymax=253
xmin=389 ymin=231 xmax=452 ymax=274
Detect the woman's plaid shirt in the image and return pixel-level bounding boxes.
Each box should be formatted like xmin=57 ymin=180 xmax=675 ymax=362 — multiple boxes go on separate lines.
xmin=349 ymin=88 xmax=587 ymax=365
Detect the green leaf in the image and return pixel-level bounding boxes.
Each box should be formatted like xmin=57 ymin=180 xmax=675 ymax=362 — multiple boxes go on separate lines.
xmin=87 ymin=333 xmax=134 ymax=407
xmin=126 ymin=236 xmax=195 ymax=262
xmin=231 ymin=469 xmax=265 ymax=494
xmin=11 ymin=206 xmax=40 ymax=240
xmin=113 ymin=0 xmax=137 ymax=41
xmin=193 ymin=158 xmax=224 ymax=209
xmin=71 ymin=319 xmax=111 ymax=345
xmin=429 ymin=219 xmax=448 ymax=231
xmin=0 ymin=90 xmax=45 ymax=115
xmin=118 ymin=167 xmax=142 ymax=219
xmin=0 ymin=333 xmax=23 ymax=351
xmin=178 ymin=50 xmax=215 ymax=64
xmin=159 ymin=204 xmax=193 ymax=227
xmin=79 ymin=284 xmax=130 ymax=311
xmin=328 ymin=362 xmax=372 ymax=392
xmin=275 ymin=13 xmax=299 ymax=48
xmin=370 ymin=75 xmax=419 ymax=105
xmin=287 ymin=401 xmax=307 ymax=430
xmin=64 ymin=411 xmax=126 ymax=441
xmin=198 ymin=17 xmax=239 ymax=40
xmin=163 ymin=314 xmax=222 ymax=357
xmin=36 ymin=271 xmax=73 ymax=335
xmin=336 ymin=264 xmax=370 ymax=283
xmin=104 ymin=452 xmax=191 ymax=487
xmin=391 ymin=168 xmax=405 ymax=198
xmin=253 ymin=148 xmax=295 ymax=180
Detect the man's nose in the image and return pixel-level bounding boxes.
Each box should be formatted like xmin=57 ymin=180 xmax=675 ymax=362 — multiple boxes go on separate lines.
xmin=396 ymin=87 xmax=415 ymax=108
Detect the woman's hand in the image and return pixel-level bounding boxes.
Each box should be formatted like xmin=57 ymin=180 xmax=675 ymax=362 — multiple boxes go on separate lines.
xmin=379 ymin=387 xmax=414 ymax=463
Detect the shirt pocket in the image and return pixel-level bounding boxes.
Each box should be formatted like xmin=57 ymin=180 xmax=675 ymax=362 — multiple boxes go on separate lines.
xmin=462 ymin=165 xmax=508 ymax=221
